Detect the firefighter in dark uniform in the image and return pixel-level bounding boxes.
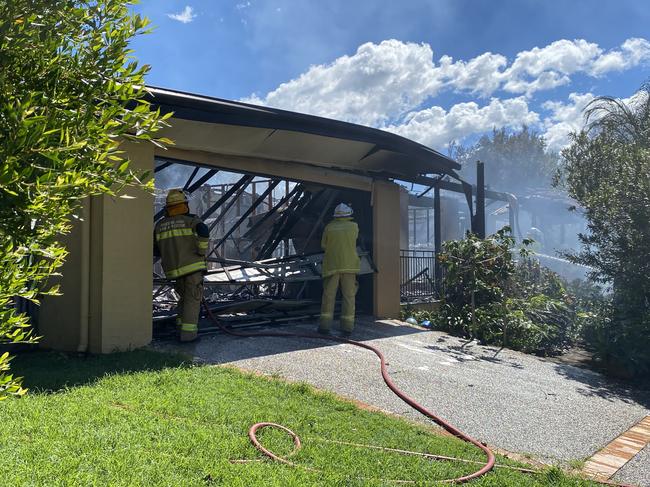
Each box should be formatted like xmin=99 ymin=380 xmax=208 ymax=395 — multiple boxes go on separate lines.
xmin=154 ymin=189 xmax=209 ymax=342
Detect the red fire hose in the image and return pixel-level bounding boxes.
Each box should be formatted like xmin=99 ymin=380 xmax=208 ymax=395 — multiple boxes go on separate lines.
xmin=202 ymin=300 xmax=495 ymax=483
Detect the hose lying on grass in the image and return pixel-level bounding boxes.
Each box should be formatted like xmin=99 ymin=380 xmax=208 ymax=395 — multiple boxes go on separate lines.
xmin=202 ymin=300 xmax=494 ymax=483
xmin=202 ymin=300 xmax=635 ymax=486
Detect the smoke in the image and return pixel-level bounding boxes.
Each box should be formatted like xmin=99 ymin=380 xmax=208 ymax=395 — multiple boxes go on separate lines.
xmin=154 ymin=163 xmax=194 ymax=190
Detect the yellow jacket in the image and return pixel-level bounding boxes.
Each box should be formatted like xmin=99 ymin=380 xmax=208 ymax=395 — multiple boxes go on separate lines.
xmin=321 ymin=217 xmax=360 ymax=277
xmin=154 ymin=214 xmax=209 ymax=279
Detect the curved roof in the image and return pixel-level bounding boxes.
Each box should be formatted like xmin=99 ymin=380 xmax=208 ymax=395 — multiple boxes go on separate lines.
xmin=145 ymin=86 xmax=460 ymax=182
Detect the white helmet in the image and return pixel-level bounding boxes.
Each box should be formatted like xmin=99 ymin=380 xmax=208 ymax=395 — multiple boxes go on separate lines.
xmin=333 ymin=203 xmax=353 ymax=218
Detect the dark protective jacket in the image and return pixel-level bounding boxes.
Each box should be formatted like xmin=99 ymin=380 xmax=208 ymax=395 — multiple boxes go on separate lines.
xmin=321 ymin=217 xmax=360 ymax=278
xmin=154 ymin=213 xmax=210 ymax=279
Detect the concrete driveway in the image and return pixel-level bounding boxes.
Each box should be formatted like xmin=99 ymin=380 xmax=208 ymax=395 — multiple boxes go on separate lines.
xmin=156 ymin=317 xmax=650 ymax=486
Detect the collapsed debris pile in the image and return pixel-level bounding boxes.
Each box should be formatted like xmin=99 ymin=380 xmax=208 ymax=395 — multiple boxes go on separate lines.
xmin=153 ymin=161 xmax=375 ymax=335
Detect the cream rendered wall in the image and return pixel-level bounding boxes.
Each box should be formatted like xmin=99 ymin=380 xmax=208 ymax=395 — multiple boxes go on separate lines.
xmin=157 ymin=147 xmax=374 ymax=193
xmin=87 ymin=140 xmax=154 ymax=353
xmin=372 ymin=180 xmax=402 ymax=318
xmin=38 ymin=200 xmax=89 ymax=351
xmin=40 ymin=140 xmax=154 ymax=353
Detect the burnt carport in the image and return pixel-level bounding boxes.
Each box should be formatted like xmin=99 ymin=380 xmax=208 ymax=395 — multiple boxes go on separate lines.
xmin=39 ymin=86 xmax=462 ymax=353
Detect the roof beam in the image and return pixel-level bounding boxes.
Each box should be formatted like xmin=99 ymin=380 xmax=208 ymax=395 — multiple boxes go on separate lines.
xmin=155 ymin=147 xmax=374 ymax=192
xmin=185 ymin=169 xmax=218 ymax=194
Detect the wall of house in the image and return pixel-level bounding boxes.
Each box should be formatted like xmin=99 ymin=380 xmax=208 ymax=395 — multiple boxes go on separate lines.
xmin=40 ymin=140 xmax=154 ymax=353
xmin=39 ymin=200 xmax=89 ymax=351
xmin=87 ymin=140 xmax=154 ymax=352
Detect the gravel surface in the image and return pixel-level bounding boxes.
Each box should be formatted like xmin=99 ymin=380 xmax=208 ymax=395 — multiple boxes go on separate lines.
xmin=156 ymin=318 xmax=650 ymax=486
xmin=614 ymin=445 xmax=650 ymax=487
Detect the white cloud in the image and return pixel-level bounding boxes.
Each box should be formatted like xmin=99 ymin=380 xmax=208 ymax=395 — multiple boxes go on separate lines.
xmin=167 ymin=6 xmax=196 ymax=24
xmin=541 ymin=93 xmax=595 ymax=151
xmin=244 ymin=38 xmax=649 ymax=151
xmin=437 ymin=52 xmax=508 ymax=96
xmin=245 ymin=38 xmax=650 ymax=127
xmin=590 ymin=38 xmax=650 ymax=76
xmin=514 ymin=40 xmax=602 ymax=76
xmin=385 ymin=97 xmax=540 ymax=149
xmin=244 ymin=40 xmax=441 ymax=126
xmin=541 ymin=90 xmax=648 ymax=151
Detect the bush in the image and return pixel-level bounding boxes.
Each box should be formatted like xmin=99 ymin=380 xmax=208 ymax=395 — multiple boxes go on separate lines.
xmin=0 ymin=1 xmax=170 ymax=399
xmin=579 ymin=290 xmax=650 ymax=379
xmin=408 ymin=229 xmax=587 ymax=356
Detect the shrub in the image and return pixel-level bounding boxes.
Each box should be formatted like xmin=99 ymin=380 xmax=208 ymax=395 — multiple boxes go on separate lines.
xmin=0 ymin=1 xmax=170 ymax=399
xmin=413 ymin=229 xmax=586 ymax=356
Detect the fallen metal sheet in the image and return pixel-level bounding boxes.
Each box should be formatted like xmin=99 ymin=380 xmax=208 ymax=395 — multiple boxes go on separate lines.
xmin=153 ymin=298 xmax=318 ymax=320
xmin=203 ymin=251 xmax=374 ymax=285
xmin=207 ymin=299 xmax=316 ymax=314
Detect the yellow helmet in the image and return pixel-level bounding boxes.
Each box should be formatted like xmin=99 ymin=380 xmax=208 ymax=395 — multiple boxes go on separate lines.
xmin=166 ymin=188 xmax=188 ymax=207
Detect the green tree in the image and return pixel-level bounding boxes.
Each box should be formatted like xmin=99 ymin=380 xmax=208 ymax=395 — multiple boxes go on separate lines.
xmin=453 ymin=126 xmax=559 ymax=192
xmin=557 ymin=82 xmax=650 ymax=377
xmin=0 ymin=0 xmax=171 ymax=399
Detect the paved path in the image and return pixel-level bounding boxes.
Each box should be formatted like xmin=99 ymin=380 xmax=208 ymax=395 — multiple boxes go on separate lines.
xmin=156 ymin=318 xmax=650 ymax=486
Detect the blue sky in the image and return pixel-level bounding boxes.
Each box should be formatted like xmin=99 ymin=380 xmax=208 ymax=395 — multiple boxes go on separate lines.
xmin=130 ymin=0 xmax=650 ymax=152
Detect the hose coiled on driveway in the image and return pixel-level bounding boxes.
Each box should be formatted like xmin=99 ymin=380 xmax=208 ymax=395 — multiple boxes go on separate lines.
xmin=202 ymin=300 xmax=495 ymax=483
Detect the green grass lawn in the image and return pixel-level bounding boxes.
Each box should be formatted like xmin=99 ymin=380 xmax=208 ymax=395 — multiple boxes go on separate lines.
xmin=2 ymin=350 xmax=597 ymax=486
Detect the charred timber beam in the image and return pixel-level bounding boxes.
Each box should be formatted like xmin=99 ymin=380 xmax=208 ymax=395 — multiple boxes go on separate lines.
xmin=298 ymin=189 xmax=339 ymax=254
xmin=154 ymin=160 xmax=174 ymax=173
xmin=242 ymin=185 xmax=301 ymax=240
xmin=185 ymin=169 xmax=218 ymax=194
xmin=258 ymin=189 xmax=314 ymax=259
xmin=182 ymin=166 xmax=200 ymax=191
xmin=201 ymin=174 xmax=253 ymax=224
xmin=415 ymin=175 xmax=510 ymax=203
xmin=212 ymin=180 xmax=281 ymax=252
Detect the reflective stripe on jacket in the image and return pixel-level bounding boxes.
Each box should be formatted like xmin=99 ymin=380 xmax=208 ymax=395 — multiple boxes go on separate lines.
xmin=321 ymin=217 xmax=360 ymax=278
xmin=154 ymin=214 xmax=209 ymax=279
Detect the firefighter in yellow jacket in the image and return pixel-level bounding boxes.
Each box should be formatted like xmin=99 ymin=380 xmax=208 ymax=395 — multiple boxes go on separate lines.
xmin=154 ymin=189 xmax=210 ymax=342
xmin=318 ymin=203 xmax=361 ymax=336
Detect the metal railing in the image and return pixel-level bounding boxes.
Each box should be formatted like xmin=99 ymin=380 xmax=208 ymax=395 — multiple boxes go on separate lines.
xmin=400 ymin=249 xmax=438 ymax=302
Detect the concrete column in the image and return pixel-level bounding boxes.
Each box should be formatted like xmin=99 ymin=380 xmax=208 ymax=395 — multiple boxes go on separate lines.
xmin=372 ymin=180 xmax=401 ymax=318
xmin=88 ymin=140 xmax=154 ymax=353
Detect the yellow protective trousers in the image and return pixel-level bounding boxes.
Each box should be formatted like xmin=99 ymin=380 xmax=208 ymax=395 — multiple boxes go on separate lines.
xmin=174 ymin=271 xmax=204 ymax=342
xmin=319 ymin=273 xmax=358 ymax=332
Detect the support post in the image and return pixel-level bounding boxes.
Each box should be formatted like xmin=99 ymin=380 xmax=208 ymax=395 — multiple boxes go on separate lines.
xmin=372 ymin=180 xmax=401 ymax=318
xmin=476 ymin=160 xmax=486 ymax=238
xmin=462 ymin=181 xmax=474 ymax=236
xmin=433 ymin=184 xmax=442 ymax=294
